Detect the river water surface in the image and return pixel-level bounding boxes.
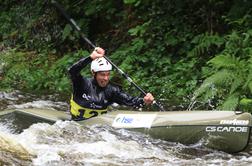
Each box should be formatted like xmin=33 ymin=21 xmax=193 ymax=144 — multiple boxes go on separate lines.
xmin=0 ymin=90 xmax=252 ymax=166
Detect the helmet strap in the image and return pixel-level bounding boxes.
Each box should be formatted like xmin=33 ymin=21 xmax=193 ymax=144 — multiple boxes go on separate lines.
xmin=91 ymin=70 xmax=96 ymax=76
xmin=92 ymin=71 xmax=98 ymax=79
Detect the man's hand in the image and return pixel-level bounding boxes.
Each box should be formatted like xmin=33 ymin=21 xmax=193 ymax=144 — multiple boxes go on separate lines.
xmin=90 ymin=47 xmax=105 ymax=60
xmin=144 ymin=93 xmax=154 ymax=105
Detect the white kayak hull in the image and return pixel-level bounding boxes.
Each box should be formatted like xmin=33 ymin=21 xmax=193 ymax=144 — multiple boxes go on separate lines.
xmin=0 ymin=108 xmax=251 ymax=153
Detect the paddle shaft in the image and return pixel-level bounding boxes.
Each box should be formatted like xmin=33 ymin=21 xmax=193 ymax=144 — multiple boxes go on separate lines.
xmin=52 ymin=1 xmax=165 ymax=111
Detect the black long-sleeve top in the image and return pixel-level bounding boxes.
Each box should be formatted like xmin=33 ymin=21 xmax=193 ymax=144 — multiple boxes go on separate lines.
xmin=68 ymin=56 xmax=144 ymax=110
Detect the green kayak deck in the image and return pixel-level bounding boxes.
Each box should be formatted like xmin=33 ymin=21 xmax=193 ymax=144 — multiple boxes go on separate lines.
xmin=0 ymin=108 xmax=251 ymax=153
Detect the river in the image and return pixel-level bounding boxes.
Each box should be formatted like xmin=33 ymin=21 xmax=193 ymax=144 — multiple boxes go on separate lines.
xmin=0 ymin=90 xmax=252 ymax=166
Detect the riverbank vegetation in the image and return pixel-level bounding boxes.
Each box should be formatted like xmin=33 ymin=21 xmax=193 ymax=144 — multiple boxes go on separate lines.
xmin=1 ymin=0 xmax=252 ymax=111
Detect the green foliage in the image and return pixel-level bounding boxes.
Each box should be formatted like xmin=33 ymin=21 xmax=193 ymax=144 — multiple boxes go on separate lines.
xmin=0 ymin=49 xmax=89 ymax=93
xmin=46 ymin=50 xmax=90 ymax=92
xmin=189 ymin=33 xmax=224 ymax=57
xmin=221 ymin=93 xmax=239 ymax=111
xmin=193 ymin=29 xmax=252 ymax=111
xmin=239 ymin=98 xmax=252 ymax=112
xmin=0 ymin=49 xmax=45 ymax=90
xmin=123 ymin=0 xmax=140 ymax=5
xmin=1 ymin=0 xmax=252 ymax=111
xmin=128 ymin=21 xmax=151 ymax=37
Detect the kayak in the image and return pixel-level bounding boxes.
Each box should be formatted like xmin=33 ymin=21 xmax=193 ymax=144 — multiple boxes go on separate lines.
xmin=0 ymin=108 xmax=251 ymax=153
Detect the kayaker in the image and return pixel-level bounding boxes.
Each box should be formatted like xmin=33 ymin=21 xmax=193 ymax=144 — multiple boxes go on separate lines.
xmin=68 ymin=47 xmax=154 ymax=120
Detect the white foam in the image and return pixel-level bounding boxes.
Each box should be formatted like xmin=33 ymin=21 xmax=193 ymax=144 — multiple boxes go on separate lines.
xmin=0 ymin=123 xmax=15 ymax=134
xmin=9 ymin=100 xmax=68 ymax=110
xmin=0 ymin=120 xmax=252 ymax=165
xmin=0 ymin=91 xmax=19 ymax=101
xmin=10 ymin=121 xmax=173 ymax=165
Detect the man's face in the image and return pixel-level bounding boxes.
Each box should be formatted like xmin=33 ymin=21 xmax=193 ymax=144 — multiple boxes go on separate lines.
xmin=95 ymin=71 xmax=110 ymax=87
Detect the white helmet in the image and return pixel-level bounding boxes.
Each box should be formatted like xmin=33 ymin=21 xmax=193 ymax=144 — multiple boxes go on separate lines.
xmin=91 ymin=57 xmax=112 ymax=72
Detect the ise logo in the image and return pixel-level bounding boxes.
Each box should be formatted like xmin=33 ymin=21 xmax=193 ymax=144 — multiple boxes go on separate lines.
xmin=115 ymin=116 xmax=134 ymax=124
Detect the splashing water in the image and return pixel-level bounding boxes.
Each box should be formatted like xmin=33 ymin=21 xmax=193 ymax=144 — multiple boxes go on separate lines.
xmin=0 ymin=120 xmax=252 ymax=165
xmin=0 ymin=90 xmax=68 ymax=111
xmin=186 ymin=84 xmax=217 ymax=111
xmin=1 ymin=91 xmax=252 ymax=165
xmin=0 ymin=123 xmax=33 ymax=165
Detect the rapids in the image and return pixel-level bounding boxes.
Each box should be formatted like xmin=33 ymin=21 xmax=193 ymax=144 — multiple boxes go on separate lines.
xmin=0 ymin=91 xmax=252 ymax=166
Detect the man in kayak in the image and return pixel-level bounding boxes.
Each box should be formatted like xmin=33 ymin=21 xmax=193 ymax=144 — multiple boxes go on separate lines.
xmin=68 ymin=47 xmax=154 ymax=120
